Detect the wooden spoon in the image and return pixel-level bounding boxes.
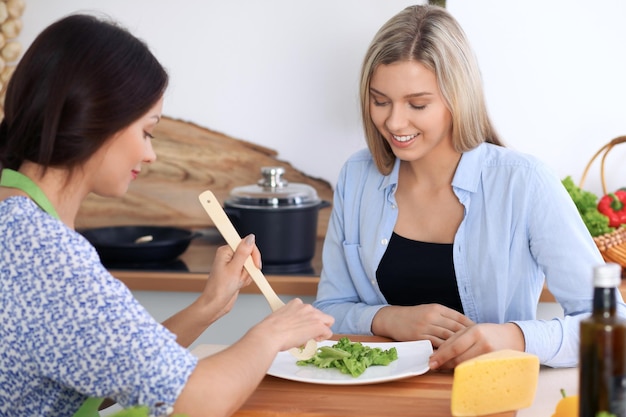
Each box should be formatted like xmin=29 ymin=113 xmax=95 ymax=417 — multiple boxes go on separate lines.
xmin=198 ymin=190 xmax=318 ymax=360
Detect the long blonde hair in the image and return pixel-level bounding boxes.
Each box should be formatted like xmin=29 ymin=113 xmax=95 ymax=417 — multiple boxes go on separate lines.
xmin=360 ymin=5 xmax=502 ymax=175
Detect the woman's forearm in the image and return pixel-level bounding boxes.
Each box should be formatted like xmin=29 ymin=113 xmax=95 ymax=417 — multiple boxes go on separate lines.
xmin=162 ymin=297 xmax=224 ymax=348
xmin=172 ymin=328 xmax=280 ymax=417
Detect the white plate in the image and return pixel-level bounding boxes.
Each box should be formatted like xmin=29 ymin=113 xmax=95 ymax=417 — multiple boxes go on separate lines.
xmin=267 ymin=339 xmax=433 ymax=385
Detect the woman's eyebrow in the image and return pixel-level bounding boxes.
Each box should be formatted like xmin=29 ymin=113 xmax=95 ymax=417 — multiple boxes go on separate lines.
xmin=405 ymin=92 xmax=432 ymax=98
xmin=369 ymin=87 xmax=433 ymax=99
xmin=369 ymin=87 xmax=387 ymax=97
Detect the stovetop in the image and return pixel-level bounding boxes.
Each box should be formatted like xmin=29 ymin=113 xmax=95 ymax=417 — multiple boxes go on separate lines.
xmin=104 ymin=235 xmax=323 ymax=276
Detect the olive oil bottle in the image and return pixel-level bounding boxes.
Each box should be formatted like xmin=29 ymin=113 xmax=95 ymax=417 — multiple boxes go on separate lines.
xmin=579 ymin=263 xmax=626 ymax=417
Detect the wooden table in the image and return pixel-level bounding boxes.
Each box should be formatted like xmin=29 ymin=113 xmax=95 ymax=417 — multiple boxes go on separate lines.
xmin=234 ymin=373 xmax=507 ymax=417
xmin=192 ymin=335 xmax=521 ymax=417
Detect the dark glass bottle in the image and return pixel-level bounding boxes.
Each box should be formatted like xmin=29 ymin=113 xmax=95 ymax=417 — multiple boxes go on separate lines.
xmin=579 ymin=263 xmax=626 ymax=417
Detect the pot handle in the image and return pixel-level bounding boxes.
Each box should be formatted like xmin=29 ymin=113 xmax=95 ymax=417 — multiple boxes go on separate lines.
xmin=189 ymin=230 xmax=206 ymax=240
xmin=318 ymin=200 xmax=332 ymax=209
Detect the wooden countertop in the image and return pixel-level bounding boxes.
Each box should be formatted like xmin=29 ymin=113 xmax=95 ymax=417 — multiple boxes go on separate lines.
xmin=110 ymin=237 xmax=322 ymax=296
xmin=110 ymin=238 xmax=626 ymax=302
xmin=233 ymin=373 xmax=513 ymax=417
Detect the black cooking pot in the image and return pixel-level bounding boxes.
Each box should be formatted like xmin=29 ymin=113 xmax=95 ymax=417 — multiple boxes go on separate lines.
xmin=79 ymin=225 xmax=200 ymax=264
xmin=224 ymin=167 xmax=330 ymax=273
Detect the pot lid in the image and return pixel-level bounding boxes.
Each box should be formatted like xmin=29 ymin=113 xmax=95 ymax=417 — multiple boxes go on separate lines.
xmin=226 ymin=166 xmax=321 ymax=208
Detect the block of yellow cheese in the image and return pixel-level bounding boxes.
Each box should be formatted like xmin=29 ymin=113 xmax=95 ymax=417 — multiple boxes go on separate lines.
xmin=450 ymin=349 xmax=540 ymax=416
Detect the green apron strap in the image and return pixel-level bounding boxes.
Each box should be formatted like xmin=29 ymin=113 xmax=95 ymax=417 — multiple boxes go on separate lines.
xmin=1 ymin=168 xmax=104 ymax=415
xmin=72 ymin=397 xmax=105 ymax=417
xmin=0 ymin=168 xmax=60 ymax=219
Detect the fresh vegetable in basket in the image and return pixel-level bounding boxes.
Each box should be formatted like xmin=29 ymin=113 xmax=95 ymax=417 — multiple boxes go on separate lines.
xmin=597 ymin=190 xmax=626 ymax=228
xmin=562 ymin=176 xmax=613 ymax=237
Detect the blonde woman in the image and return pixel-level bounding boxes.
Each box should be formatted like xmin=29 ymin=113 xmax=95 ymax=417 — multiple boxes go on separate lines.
xmin=314 ymin=4 xmax=622 ymax=369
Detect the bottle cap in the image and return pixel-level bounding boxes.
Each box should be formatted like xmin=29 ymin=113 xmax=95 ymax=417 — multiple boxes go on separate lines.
xmin=593 ymin=263 xmax=622 ymax=288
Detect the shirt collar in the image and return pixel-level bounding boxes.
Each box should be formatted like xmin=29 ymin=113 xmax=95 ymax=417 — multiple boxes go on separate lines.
xmin=379 ymin=157 xmax=401 ymax=192
xmin=452 ymin=143 xmax=486 ymax=193
xmin=378 ymin=143 xmax=487 ymax=193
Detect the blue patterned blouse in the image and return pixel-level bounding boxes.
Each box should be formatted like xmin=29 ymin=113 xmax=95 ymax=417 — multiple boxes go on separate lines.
xmin=0 ymin=197 xmax=198 ymax=417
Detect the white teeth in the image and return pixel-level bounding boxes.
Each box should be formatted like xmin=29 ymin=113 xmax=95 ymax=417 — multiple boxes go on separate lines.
xmin=393 ymin=134 xmax=416 ymax=142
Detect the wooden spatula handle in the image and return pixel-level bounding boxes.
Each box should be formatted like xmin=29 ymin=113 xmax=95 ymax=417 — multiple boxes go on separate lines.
xmin=198 ymin=190 xmax=319 ymax=360
xmin=198 ymin=190 xmax=285 ymax=311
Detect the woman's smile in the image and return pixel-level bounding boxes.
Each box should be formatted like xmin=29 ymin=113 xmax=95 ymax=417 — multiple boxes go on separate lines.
xmin=392 ymin=133 xmax=419 ymax=143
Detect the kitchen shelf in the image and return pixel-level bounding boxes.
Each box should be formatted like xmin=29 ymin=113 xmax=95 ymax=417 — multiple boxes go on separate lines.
xmin=109 ymin=237 xmax=322 ymax=296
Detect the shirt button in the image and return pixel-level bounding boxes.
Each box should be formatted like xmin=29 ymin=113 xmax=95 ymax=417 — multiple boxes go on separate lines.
xmin=381 ymin=238 xmax=388 ymax=245
xmin=390 ymin=204 xmax=397 ymax=209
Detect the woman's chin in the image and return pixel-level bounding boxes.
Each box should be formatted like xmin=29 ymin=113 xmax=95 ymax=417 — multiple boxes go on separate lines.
xmin=92 ymin=187 xmax=129 ymax=199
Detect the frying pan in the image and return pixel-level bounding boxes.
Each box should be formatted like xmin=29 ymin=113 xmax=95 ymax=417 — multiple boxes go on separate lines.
xmin=79 ymin=225 xmax=200 ymax=264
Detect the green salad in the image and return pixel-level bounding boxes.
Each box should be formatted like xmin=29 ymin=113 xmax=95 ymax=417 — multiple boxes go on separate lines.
xmin=296 ymin=337 xmax=398 ymax=377
xmin=109 ymin=406 xmax=186 ymax=417
xmin=108 ymin=406 xmax=150 ymax=417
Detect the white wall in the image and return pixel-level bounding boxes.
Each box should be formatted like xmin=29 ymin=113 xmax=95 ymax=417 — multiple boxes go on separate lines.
xmin=17 ymin=0 xmax=626 ymax=195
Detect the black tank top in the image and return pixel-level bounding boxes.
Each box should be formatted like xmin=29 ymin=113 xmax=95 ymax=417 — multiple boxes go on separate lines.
xmin=376 ymin=232 xmax=464 ymax=313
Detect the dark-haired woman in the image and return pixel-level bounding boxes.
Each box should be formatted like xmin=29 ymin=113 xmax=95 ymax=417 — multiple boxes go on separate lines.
xmin=0 ymin=14 xmax=333 ymax=417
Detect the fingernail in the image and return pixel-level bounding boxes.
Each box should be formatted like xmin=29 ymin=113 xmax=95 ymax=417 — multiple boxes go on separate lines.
xmin=245 ymin=234 xmax=255 ymax=245
xmin=429 ymin=360 xmax=438 ymax=369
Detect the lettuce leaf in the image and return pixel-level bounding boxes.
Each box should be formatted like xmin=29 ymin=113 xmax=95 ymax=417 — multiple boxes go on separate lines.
xmin=296 ymin=337 xmax=398 ymax=377
xmin=562 ymin=176 xmax=613 ymax=236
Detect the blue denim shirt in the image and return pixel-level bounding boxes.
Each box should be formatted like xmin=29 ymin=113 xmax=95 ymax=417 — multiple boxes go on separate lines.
xmin=314 ymin=143 xmax=626 ymax=367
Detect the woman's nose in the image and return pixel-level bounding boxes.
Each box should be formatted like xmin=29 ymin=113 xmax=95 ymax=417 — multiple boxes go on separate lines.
xmin=385 ymin=104 xmax=410 ymax=132
xmin=144 ymin=139 xmax=157 ymax=163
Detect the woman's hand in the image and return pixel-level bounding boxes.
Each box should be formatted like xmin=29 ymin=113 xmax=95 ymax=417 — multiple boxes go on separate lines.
xmin=162 ymin=234 xmax=261 ymax=347
xmin=428 ymin=322 xmax=525 ymax=370
xmin=198 ymin=234 xmax=261 ymax=321
xmin=250 ymin=298 xmax=335 ymax=352
xmin=372 ymin=304 xmax=474 ymax=347
xmin=174 ymin=298 xmax=333 ymax=417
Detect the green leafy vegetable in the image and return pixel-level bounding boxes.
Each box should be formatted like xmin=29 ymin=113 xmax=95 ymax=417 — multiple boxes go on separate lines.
xmin=562 ymin=176 xmax=613 ymax=237
xmin=109 ymin=406 xmax=187 ymax=417
xmin=109 ymin=406 xmax=150 ymax=417
xmin=296 ymin=337 xmax=398 ymax=377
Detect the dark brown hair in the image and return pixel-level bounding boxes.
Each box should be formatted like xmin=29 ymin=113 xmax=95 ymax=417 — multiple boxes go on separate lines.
xmin=0 ymin=14 xmax=168 ymax=171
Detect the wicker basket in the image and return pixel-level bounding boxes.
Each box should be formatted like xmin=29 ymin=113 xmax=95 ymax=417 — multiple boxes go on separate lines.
xmin=579 ymin=135 xmax=626 ymax=268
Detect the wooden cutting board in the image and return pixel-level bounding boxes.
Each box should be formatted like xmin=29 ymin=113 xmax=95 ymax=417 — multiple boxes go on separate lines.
xmin=76 ymin=116 xmax=334 ymax=237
